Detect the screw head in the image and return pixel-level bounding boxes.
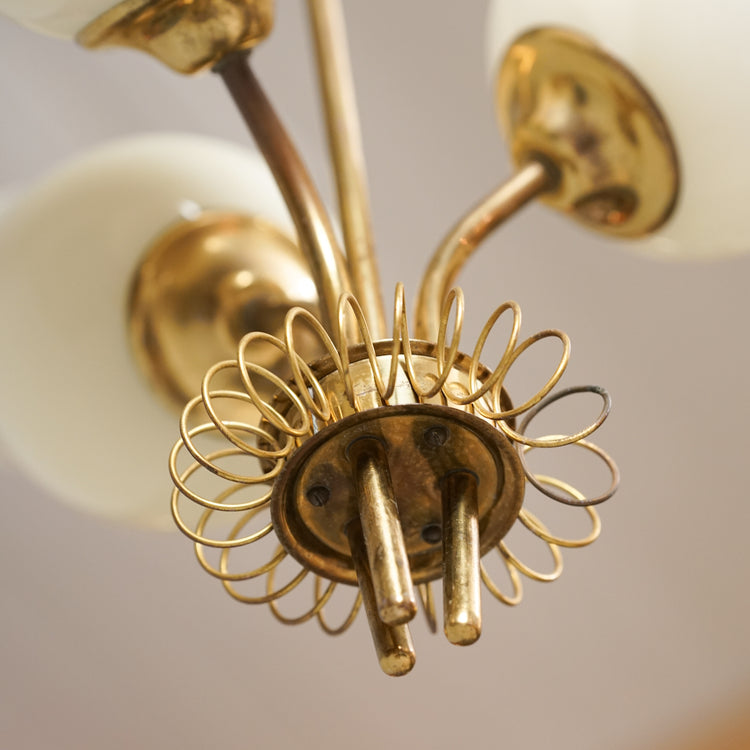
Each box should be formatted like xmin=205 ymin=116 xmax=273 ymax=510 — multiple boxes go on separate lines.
xmin=423 ymin=425 xmax=449 ymax=448
xmin=306 ymin=485 xmax=330 ymax=507
xmin=421 ymin=523 xmax=442 ymax=545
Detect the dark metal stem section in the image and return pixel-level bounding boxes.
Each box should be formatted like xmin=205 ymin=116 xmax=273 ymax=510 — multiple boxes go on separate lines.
xmin=217 ymin=52 xmax=352 ymax=334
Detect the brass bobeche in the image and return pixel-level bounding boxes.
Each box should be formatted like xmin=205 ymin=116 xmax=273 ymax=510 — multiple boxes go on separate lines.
xmin=78 ymin=0 xmax=274 ymax=74
xmin=69 ymin=1 xmax=685 ymax=675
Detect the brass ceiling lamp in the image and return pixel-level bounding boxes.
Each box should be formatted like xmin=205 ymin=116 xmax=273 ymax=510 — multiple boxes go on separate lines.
xmin=2 ymin=0 xmax=744 ymax=676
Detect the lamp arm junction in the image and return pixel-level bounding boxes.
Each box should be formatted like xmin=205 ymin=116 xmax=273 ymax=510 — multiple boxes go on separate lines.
xmin=414 ymin=159 xmax=557 ymax=341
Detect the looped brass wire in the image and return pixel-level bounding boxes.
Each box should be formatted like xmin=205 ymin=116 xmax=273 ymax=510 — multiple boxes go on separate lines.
xmin=518 ymin=476 xmax=601 ymax=547
xmin=520 ymin=436 xmax=620 ymax=507
xmin=499 ymin=509 xmax=564 ymax=583
xmin=508 ymin=384 xmax=612 ymax=448
xmin=169 ymin=284 xmax=618 ymax=634
xmin=268 ymin=559 xmax=338 ymax=625
xmin=481 ymin=556 xmax=524 ymax=606
xmin=316 ymin=579 xmax=362 ymax=635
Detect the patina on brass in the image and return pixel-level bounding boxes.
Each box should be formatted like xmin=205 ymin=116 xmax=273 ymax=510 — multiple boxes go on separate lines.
xmin=442 ymin=471 xmax=482 ymax=646
xmin=497 ymin=26 xmax=679 ymax=237
xmin=349 ymin=436 xmax=417 ymax=626
xmin=128 ymin=210 xmax=321 ymax=411
xmin=347 ymin=520 xmax=416 ymax=677
xmin=270 ymin=403 xmax=526 ymax=586
xmin=77 ymin=0 xmax=274 ymax=74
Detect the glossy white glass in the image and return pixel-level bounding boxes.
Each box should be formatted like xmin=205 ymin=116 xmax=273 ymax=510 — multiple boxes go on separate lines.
xmin=0 ymin=133 xmax=294 ymax=528
xmin=487 ymin=0 xmax=750 ymax=259
xmin=0 ymin=0 xmax=118 ymax=38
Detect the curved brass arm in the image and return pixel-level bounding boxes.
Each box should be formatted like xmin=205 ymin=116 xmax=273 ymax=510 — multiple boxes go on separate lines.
xmin=414 ymin=160 xmax=556 ymax=341
xmin=218 ymin=52 xmax=353 ymax=335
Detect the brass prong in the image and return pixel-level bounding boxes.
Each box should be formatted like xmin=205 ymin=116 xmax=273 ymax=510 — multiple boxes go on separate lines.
xmin=349 ymin=437 xmax=417 ymax=625
xmin=442 ymin=471 xmax=482 ymax=646
xmin=347 ymin=520 xmax=416 ymax=677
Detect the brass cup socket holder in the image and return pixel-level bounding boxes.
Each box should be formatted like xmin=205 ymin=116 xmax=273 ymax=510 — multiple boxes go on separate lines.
xmin=497 ymin=26 xmax=680 ymax=236
xmin=77 ymin=0 xmax=274 ymax=74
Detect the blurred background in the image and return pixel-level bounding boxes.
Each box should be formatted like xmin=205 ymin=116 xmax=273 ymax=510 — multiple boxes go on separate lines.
xmin=1 ymin=2 xmax=749 ymax=749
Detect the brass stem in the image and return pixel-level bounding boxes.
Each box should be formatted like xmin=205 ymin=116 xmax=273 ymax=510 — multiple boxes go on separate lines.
xmin=347 ymin=520 xmax=416 ymax=677
xmin=307 ymin=0 xmax=387 ymax=339
xmin=349 ymin=437 xmax=417 ymax=625
xmin=414 ymin=160 xmax=556 ymax=341
xmin=218 ymin=52 xmax=352 ymax=335
xmin=442 ymin=471 xmax=481 ymax=646
xmin=417 ymin=582 xmax=438 ymax=634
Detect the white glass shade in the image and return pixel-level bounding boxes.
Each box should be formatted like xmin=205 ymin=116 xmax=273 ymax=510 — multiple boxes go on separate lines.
xmin=487 ymin=0 xmax=750 ymax=260
xmin=0 ymin=0 xmax=117 ymax=38
xmin=0 ymin=133 xmax=294 ymax=528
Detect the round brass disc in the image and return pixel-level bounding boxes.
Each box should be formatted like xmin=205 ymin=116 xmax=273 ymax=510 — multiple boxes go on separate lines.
xmin=271 ymin=403 xmax=526 ymax=585
xmin=128 ymin=211 xmax=321 ymax=412
xmin=497 ymin=27 xmax=679 ymax=237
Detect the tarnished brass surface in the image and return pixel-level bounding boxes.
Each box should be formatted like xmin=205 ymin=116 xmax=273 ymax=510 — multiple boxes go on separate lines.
xmin=270 ymin=403 xmax=525 ymax=585
xmin=497 ymin=27 xmax=679 ymax=237
xmin=350 ymin=437 xmax=417 ymax=626
xmin=348 ymin=520 xmax=416 ymax=677
xmin=128 ymin=211 xmax=321 ymax=411
xmin=442 ymin=471 xmax=481 ymax=646
xmin=77 ymin=0 xmax=274 ymax=74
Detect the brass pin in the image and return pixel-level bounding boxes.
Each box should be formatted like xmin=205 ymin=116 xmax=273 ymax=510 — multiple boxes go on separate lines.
xmin=442 ymin=471 xmax=482 ymax=645
xmin=349 ymin=437 xmax=417 ymax=625
xmin=347 ymin=520 xmax=416 ymax=677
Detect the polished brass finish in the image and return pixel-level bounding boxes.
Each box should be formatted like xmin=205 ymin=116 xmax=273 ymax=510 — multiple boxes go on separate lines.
xmin=442 ymin=471 xmax=481 ymax=646
xmin=497 ymin=27 xmax=680 ymax=237
xmin=415 ymin=160 xmax=555 ymax=340
xmin=347 ymin=520 xmax=416 ymax=677
xmin=219 ymin=54 xmax=353 ymax=335
xmin=128 ymin=211 xmax=320 ymax=411
xmin=308 ymin=0 xmax=386 ymax=339
xmin=349 ymin=437 xmax=417 ymax=625
xmin=270 ymin=402 xmax=524 ymax=586
xmin=77 ymin=0 xmax=274 ymax=74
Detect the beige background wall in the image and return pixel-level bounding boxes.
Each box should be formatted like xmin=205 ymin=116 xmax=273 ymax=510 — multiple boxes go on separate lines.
xmin=1 ymin=3 xmax=749 ymax=749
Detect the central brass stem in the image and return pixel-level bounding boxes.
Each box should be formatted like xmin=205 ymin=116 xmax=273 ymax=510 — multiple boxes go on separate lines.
xmin=307 ymin=0 xmax=387 ymax=339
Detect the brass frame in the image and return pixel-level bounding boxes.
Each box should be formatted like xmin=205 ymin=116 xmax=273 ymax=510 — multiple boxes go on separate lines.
xmin=73 ymin=3 xmax=647 ymax=675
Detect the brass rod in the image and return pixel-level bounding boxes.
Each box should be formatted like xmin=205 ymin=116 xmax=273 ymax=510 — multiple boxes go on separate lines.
xmin=217 ymin=52 xmax=352 ymax=335
xmin=442 ymin=471 xmax=481 ymax=646
xmin=417 ymin=582 xmax=438 ymax=634
xmin=306 ymin=0 xmax=387 ymax=339
xmin=349 ymin=437 xmax=417 ymax=625
xmin=414 ymin=160 xmax=556 ymax=341
xmin=347 ymin=520 xmax=416 ymax=677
